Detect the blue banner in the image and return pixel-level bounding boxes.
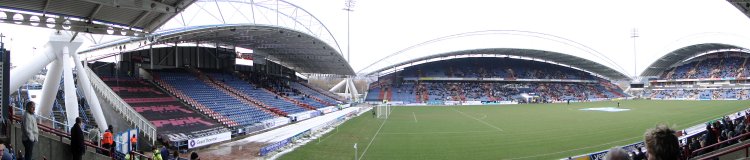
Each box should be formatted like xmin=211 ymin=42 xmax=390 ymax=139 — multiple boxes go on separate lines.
xmin=259 ymin=139 xmax=290 ymax=156
xmin=588 ymin=151 xmax=607 ymax=160
xmin=259 ymin=129 xmax=312 ymax=156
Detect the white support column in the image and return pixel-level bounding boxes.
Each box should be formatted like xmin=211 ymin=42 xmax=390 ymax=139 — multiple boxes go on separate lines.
xmin=72 ymin=54 xmax=108 ymax=133
xmin=329 ymin=79 xmax=347 ymax=92
xmin=9 ymin=47 xmax=56 ymax=94
xmin=11 ymin=32 xmax=82 ymax=94
xmin=344 ymin=79 xmax=350 ymax=95
xmin=37 ymin=59 xmax=63 ymax=117
xmin=349 ymin=78 xmax=359 ymax=101
xmin=62 ymin=49 xmax=80 ymax=127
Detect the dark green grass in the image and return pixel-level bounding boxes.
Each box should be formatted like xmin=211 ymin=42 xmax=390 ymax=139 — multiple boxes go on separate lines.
xmin=279 ymin=100 xmax=750 ymax=160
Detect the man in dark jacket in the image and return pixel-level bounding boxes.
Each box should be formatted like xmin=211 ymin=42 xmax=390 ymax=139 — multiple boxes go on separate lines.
xmin=70 ymin=117 xmax=86 ymax=160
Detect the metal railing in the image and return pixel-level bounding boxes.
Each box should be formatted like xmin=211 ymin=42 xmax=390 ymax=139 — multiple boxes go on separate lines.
xmin=691 ymin=131 xmax=750 ymax=158
xmin=697 ymin=143 xmax=750 ymax=160
xmin=9 ymin=115 xmax=116 ymax=159
xmin=85 ymin=67 xmax=157 ymax=145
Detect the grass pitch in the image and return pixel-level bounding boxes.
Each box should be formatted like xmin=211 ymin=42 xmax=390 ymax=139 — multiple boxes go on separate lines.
xmin=280 ymin=100 xmax=750 ymax=160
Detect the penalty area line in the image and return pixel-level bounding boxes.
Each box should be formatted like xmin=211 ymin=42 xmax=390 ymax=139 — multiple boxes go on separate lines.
xmin=412 ymin=112 xmax=418 ymax=123
xmin=452 ymin=108 xmax=504 ymax=132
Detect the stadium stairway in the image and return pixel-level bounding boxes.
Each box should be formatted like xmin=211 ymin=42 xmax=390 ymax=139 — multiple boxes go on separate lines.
xmin=288 ymin=82 xmax=338 ymax=106
xmin=267 ymin=88 xmax=317 ymax=110
xmin=298 ymin=82 xmax=346 ymax=102
xmin=190 ymin=69 xmax=290 ymax=116
xmin=151 ymin=72 xmax=240 ymax=127
xmin=45 ymin=80 xmax=99 ymax=131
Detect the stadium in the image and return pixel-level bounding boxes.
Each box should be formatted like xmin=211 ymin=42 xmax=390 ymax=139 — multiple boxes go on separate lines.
xmin=1 ymin=0 xmax=750 ymax=160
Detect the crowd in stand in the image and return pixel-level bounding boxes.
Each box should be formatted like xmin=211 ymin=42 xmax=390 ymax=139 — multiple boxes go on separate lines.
xmin=647 ymin=89 xmax=750 ymax=100
xmin=367 ymin=57 xmax=628 ymax=103
xmin=660 ymin=52 xmax=750 ymax=80
xmin=680 ymin=111 xmax=750 ymax=158
xmin=399 ymin=57 xmax=595 ymax=80
xmin=590 ymin=109 xmax=750 ymax=160
xmin=379 ymin=81 xmax=625 ymax=103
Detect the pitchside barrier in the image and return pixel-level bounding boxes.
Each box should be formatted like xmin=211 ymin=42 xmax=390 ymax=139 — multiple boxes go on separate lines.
xmin=175 ymin=104 xmax=355 ymax=150
xmin=366 ymin=98 xmax=647 ymax=106
xmin=259 ymin=108 xmax=362 ymax=156
xmin=567 ymin=108 xmax=750 ymax=160
xmin=650 ymin=98 xmax=746 ymax=101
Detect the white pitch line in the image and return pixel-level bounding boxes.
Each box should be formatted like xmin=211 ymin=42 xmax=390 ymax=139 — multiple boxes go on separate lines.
xmin=452 ymin=108 xmax=504 ymax=132
xmin=412 ymin=112 xmax=418 ymax=123
xmin=316 ymin=127 xmax=339 ymax=144
xmin=359 ymin=116 xmax=388 ymax=160
xmin=379 ymin=130 xmax=500 ymax=135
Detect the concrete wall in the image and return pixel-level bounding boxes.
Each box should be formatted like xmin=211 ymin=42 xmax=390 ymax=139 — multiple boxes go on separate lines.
xmin=96 ymin=93 xmax=135 ymax=134
xmin=96 ymin=92 xmax=152 ymax=151
xmin=10 ymin=123 xmax=110 ymax=160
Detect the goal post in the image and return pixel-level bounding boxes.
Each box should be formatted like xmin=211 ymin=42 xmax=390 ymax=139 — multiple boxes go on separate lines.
xmin=376 ymin=105 xmax=391 ymax=119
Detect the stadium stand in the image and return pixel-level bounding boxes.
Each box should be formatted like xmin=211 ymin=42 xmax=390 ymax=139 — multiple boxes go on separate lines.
xmin=646 ymin=51 xmax=750 ymax=100
xmin=658 ymin=52 xmax=749 ymax=80
xmin=367 ymin=57 xmax=626 ymax=103
xmin=201 ymin=70 xmax=311 ymax=115
xmin=399 ymin=58 xmax=595 ymax=80
xmin=152 ymin=69 xmax=278 ymax=128
xmin=97 ymin=74 xmax=230 ymax=143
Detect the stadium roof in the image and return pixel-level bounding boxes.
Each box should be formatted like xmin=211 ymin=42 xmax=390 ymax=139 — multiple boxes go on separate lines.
xmin=728 ymin=0 xmax=750 ymax=20
xmin=81 ymin=24 xmax=355 ymax=75
xmin=640 ymin=43 xmax=745 ymax=77
xmin=0 ymin=0 xmax=195 ymax=35
xmin=367 ymin=48 xmax=631 ymax=80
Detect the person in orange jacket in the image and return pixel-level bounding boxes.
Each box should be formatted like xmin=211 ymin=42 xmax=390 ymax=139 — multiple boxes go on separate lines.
xmin=130 ymin=135 xmax=137 ymax=151
xmin=102 ymin=125 xmax=114 ymax=157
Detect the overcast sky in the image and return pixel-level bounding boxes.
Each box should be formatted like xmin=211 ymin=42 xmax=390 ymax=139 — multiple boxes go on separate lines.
xmin=3 ymin=0 xmax=750 ymax=78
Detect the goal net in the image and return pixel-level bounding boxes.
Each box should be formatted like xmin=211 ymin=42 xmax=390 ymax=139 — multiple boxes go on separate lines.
xmin=376 ymin=105 xmax=391 ymax=119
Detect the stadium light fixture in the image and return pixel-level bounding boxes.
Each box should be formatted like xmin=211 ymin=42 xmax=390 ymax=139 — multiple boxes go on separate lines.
xmin=631 ymin=28 xmax=639 ymax=80
xmin=344 ymin=0 xmax=356 ymax=63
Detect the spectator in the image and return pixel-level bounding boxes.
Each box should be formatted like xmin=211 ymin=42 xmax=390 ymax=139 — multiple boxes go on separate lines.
xmin=102 ymin=125 xmax=114 ymax=156
xmin=160 ymin=144 xmax=170 ymax=160
xmin=0 ymin=144 xmax=5 ymax=159
xmin=3 ymin=143 xmax=15 ymax=160
xmin=190 ymin=152 xmax=199 ymax=160
xmin=108 ymin=125 xmax=116 ymax=156
xmin=71 ymin=117 xmax=86 ymax=160
xmin=634 ymin=147 xmax=646 ymax=160
xmin=15 ymin=150 xmax=22 ymax=160
xmin=703 ymin=124 xmax=717 ymax=153
xmin=603 ymin=147 xmax=631 ymax=160
xmin=22 ymin=101 xmax=38 ymax=160
xmin=131 ymin=135 xmax=137 ymax=151
xmin=88 ymin=127 xmax=100 ymax=147
xmin=152 ymin=146 xmax=163 ymax=160
xmin=644 ymin=125 xmax=680 ymax=160
xmin=172 ymin=150 xmax=186 ymax=160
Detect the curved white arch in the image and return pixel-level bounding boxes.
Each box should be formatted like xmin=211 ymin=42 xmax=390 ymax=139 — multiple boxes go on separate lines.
xmin=358 ymin=30 xmax=630 ymax=79
xmin=657 ymin=32 xmax=750 ymax=57
xmin=159 ymin=0 xmax=343 ymax=55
